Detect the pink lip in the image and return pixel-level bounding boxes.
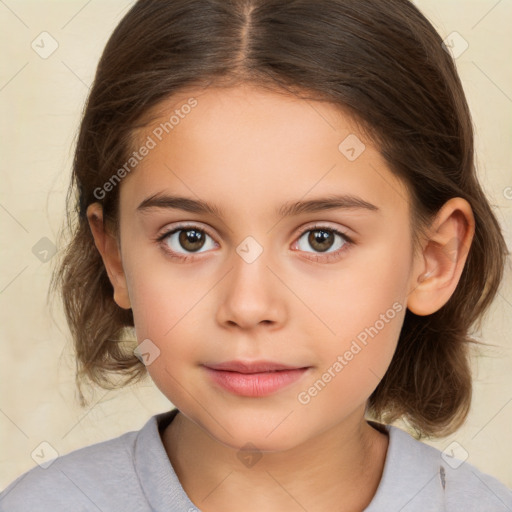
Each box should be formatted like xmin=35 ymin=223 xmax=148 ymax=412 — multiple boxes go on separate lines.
xmin=203 ymin=360 xmax=311 ymax=397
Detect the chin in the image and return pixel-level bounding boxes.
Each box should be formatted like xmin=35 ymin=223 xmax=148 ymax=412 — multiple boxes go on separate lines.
xmin=194 ymin=408 xmax=312 ymax=453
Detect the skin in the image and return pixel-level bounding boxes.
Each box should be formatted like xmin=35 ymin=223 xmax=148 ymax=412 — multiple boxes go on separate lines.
xmin=87 ymin=84 xmax=475 ymax=511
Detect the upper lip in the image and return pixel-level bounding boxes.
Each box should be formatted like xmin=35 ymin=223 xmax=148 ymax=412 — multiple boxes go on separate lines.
xmin=203 ymin=360 xmax=308 ymax=374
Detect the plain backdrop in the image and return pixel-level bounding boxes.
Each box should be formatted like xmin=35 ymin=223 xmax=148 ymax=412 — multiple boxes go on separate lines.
xmin=1 ymin=0 xmax=511 ymax=491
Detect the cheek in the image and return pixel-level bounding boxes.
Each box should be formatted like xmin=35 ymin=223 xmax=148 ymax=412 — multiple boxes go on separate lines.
xmin=126 ymin=272 xmax=204 ymax=401
xmin=125 ymin=258 xmax=212 ymax=374
xmin=123 ymin=241 xmax=205 ymax=339
xmin=298 ymin=234 xmax=410 ymax=398
xmin=296 ymin=301 xmax=405 ymax=424
xmin=310 ymin=233 xmax=410 ymax=346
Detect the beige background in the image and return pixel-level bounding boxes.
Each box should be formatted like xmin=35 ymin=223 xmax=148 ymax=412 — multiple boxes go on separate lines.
xmin=1 ymin=0 xmax=511 ymax=491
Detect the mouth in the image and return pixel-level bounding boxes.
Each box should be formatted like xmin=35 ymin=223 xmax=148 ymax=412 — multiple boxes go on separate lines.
xmin=202 ymin=360 xmax=312 ymax=397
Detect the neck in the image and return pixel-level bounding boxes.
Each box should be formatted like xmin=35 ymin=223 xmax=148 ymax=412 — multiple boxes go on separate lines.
xmin=162 ymin=406 xmax=389 ymax=512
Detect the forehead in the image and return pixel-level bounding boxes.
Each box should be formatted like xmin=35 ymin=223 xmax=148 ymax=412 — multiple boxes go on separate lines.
xmin=122 ymin=84 xmax=410 ymax=222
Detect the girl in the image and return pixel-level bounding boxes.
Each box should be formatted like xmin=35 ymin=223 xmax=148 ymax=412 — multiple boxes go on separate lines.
xmin=1 ymin=0 xmax=511 ymax=510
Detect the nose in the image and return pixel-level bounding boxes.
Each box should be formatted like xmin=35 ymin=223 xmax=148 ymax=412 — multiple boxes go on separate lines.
xmin=215 ymin=240 xmax=287 ymax=331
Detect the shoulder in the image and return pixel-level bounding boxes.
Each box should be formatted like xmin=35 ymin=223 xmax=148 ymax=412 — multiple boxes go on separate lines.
xmin=367 ymin=423 xmax=512 ymax=512
xmin=0 ymin=425 xmax=148 ymax=512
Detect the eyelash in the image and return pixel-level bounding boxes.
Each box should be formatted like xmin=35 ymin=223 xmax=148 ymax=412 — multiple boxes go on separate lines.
xmin=155 ymin=223 xmax=354 ymax=263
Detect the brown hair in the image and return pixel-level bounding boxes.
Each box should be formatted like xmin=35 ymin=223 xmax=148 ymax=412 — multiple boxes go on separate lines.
xmin=51 ymin=0 xmax=508 ymax=438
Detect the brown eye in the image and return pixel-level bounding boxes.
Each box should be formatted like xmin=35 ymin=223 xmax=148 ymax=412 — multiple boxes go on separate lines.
xmin=307 ymin=229 xmax=335 ymax=252
xmin=295 ymin=226 xmax=351 ymax=260
xmin=177 ymin=228 xmax=206 ymax=252
xmin=159 ymin=225 xmax=217 ymax=258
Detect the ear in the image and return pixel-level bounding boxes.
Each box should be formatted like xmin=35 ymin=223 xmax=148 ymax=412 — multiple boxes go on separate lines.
xmin=86 ymin=203 xmax=131 ymax=310
xmin=407 ymin=197 xmax=475 ymax=316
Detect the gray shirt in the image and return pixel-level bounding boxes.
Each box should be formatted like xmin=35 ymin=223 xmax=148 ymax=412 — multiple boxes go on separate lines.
xmin=1 ymin=408 xmax=511 ymax=511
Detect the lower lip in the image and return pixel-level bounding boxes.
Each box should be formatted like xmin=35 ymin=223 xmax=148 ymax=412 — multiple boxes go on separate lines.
xmin=204 ymin=367 xmax=310 ymax=397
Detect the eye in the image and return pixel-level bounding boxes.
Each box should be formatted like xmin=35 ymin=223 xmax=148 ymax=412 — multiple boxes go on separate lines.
xmin=293 ymin=225 xmax=352 ymax=262
xmin=157 ymin=224 xmax=217 ymax=261
xmin=156 ymin=223 xmax=353 ymax=263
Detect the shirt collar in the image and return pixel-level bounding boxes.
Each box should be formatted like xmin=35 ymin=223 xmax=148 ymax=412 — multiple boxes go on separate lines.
xmin=134 ymin=408 xmax=198 ymax=511
xmin=134 ymin=409 xmax=444 ymax=511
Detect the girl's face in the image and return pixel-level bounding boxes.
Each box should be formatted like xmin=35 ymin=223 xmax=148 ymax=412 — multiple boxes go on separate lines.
xmin=117 ymin=84 xmax=420 ymax=450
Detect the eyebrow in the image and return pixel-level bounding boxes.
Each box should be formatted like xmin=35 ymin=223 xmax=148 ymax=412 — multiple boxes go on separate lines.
xmin=137 ymin=193 xmax=380 ymax=218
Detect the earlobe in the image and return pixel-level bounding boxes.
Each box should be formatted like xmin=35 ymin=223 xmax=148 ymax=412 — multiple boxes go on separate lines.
xmin=407 ymin=197 xmax=475 ymax=316
xmin=86 ymin=203 xmax=131 ymax=310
